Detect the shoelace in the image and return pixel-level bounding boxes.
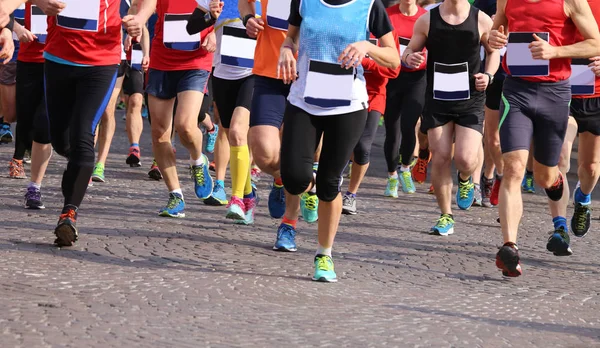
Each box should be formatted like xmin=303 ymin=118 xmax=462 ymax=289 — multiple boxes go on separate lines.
xmin=416 ymin=158 xmax=427 ymax=174
xmin=191 ymin=165 xmax=205 ymax=184
xmin=167 ymin=194 xmax=182 ymax=209
xmin=525 ymin=176 xmax=534 ymax=188
xmin=26 ymin=188 xmax=41 ymax=201
xmin=437 ymin=215 xmax=453 ymax=228
xmin=574 ymin=205 xmax=589 ymax=231
xmin=342 ymin=195 xmax=353 ymax=206
xmin=278 ymin=225 xmax=294 ymax=240
xmin=316 ymin=256 xmax=333 ymax=271
xmin=401 ymin=172 xmax=413 ymax=188
xmin=305 ymin=195 xmax=318 ymax=210
xmin=59 ymin=210 xmax=77 ymax=222
xmin=459 ymin=181 xmax=474 ymax=200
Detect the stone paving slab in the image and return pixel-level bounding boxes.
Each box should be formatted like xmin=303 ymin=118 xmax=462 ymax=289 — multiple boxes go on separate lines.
xmin=1 ymin=118 xmax=600 ymax=347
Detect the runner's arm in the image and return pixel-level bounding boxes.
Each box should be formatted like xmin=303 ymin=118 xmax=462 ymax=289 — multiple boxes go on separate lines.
xmin=558 ymin=0 xmax=600 ymax=59
xmin=491 ymin=0 xmax=508 ymax=30
xmin=362 ymin=33 xmax=401 ymax=80
xmin=238 ymin=0 xmax=257 ymax=18
xmin=402 ymin=13 xmax=429 ymax=64
xmin=135 ymin=0 xmax=157 ymax=24
xmin=141 ymin=25 xmax=150 ymax=58
xmin=480 ymin=12 xmax=500 ymax=76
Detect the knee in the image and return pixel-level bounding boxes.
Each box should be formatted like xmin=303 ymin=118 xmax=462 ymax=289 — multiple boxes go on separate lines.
xmin=534 ymin=170 xmax=557 ymax=189
xmin=580 ymin=160 xmax=600 ymax=179
xmin=228 ymin=127 xmax=247 ymax=147
xmin=151 ymin=123 xmax=171 ymax=142
xmin=353 ymin=143 xmax=369 ymax=166
xmin=431 ymin=150 xmax=452 ymax=167
xmin=503 ymin=159 xmax=526 ymax=182
xmin=128 ymin=95 xmax=143 ymax=110
xmin=316 ymin=173 xmax=341 ymax=202
xmin=557 ymin=150 xmax=571 ymax=174
xmin=174 ymin=126 xmax=195 ymax=142
xmin=486 ymin=131 xmax=501 ymax=150
xmin=282 ymin=166 xmax=312 ymax=196
xmin=454 ymin=151 xmax=478 ymax=173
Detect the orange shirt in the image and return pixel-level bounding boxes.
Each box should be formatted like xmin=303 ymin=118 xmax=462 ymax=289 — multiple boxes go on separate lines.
xmin=249 ymin=0 xmax=293 ymax=79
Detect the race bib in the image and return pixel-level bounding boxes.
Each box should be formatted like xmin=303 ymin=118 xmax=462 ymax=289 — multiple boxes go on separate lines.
xmin=399 ymin=37 xmax=410 ymax=57
xmin=266 ymin=0 xmax=290 ymax=31
xmin=57 ymin=0 xmax=100 ymax=32
xmin=433 ymin=62 xmax=470 ymax=101
xmin=304 ymin=60 xmax=354 ymax=108
xmin=570 ymin=58 xmax=595 ymax=95
xmin=221 ymin=25 xmax=256 ymax=68
xmin=31 ymin=5 xmax=48 ymax=44
xmin=507 ymin=32 xmax=549 ymax=77
xmin=131 ymin=44 xmax=143 ymax=71
xmin=163 ymin=14 xmax=201 ymax=51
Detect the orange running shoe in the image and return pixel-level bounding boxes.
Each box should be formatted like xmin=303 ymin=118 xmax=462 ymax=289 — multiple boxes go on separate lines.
xmin=428 ymin=184 xmax=435 ymax=194
xmin=9 ymin=158 xmax=25 ymax=179
xmin=412 ymin=152 xmax=432 ymax=184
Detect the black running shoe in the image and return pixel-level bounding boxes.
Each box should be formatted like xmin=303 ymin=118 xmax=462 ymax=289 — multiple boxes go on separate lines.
xmin=496 ymin=242 xmax=522 ymax=277
xmin=54 ymin=206 xmax=78 ymax=247
xmin=544 ymin=172 xmax=564 ymax=202
xmin=571 ymin=202 xmax=591 ymax=237
xmin=546 ymin=226 xmax=573 ymax=256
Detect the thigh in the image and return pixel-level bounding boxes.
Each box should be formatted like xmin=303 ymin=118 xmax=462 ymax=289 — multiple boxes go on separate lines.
xmin=571 ymin=97 xmax=600 ymax=136
xmin=250 ymin=76 xmax=289 ymax=128
xmin=532 ymin=82 xmax=571 ymax=167
xmin=212 ymin=76 xmax=237 ymax=129
xmin=499 ymin=78 xmax=534 ymax=154
xmin=148 ymin=95 xmax=176 ymax=131
xmin=455 ymin=125 xmax=483 ymax=161
xmin=174 ymin=90 xmax=204 ymax=130
xmin=320 ymin=109 xmax=368 ymax=176
xmin=16 ymin=61 xmax=44 ymax=124
xmin=146 ymin=69 xmax=177 ymax=100
xmin=401 ymin=73 xmax=427 ymax=121
xmin=281 ymin=103 xmax=320 ymax=175
xmin=44 ymin=61 xmax=77 ymax=129
xmin=177 ymin=69 xmax=210 ymax=95
xmin=123 ymin=68 xmax=144 ymax=96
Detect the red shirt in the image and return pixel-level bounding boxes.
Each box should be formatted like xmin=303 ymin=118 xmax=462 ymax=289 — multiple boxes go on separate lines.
xmin=150 ymin=0 xmax=214 ymax=71
xmin=502 ymin=0 xmax=575 ymax=82
xmin=573 ymin=0 xmax=600 ymax=98
xmin=18 ymin=3 xmax=45 ymax=63
xmin=363 ymin=33 xmax=401 ymax=114
xmin=45 ymin=0 xmax=122 ymax=66
xmin=386 ymin=5 xmax=427 ymax=72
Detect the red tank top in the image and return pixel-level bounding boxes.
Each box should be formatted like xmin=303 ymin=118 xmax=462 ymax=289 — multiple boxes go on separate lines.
xmin=502 ymin=0 xmax=575 ymax=82
xmin=150 ymin=0 xmax=214 ymax=72
xmin=45 ymin=0 xmax=122 ymax=66
xmin=18 ymin=3 xmax=45 ymax=64
xmin=386 ymin=5 xmax=427 ymax=72
xmin=572 ymin=0 xmax=600 ymax=98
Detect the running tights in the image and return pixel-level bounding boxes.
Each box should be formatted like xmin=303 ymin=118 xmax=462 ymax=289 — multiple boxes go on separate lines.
xmin=353 ymin=110 xmax=381 ymax=165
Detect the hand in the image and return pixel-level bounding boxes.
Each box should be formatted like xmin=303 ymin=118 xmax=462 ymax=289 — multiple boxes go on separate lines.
xmin=31 ymin=0 xmax=66 ymax=16
xmin=245 ymin=17 xmax=264 ymax=39
xmin=277 ymin=46 xmax=297 ymax=84
xmin=406 ymin=51 xmax=425 ymax=69
xmin=474 ymin=73 xmax=490 ymax=91
xmin=15 ymin=24 xmax=37 ymax=43
xmin=529 ymin=33 xmax=556 ymax=60
xmin=208 ymin=0 xmax=224 ymax=20
xmin=124 ymin=34 xmax=132 ymax=52
xmin=0 ymin=28 xmax=14 ymax=64
xmin=488 ymin=25 xmax=507 ymax=50
xmin=202 ymin=31 xmax=216 ymax=53
xmin=338 ymin=41 xmax=370 ymax=69
xmin=142 ymin=56 xmax=150 ymax=73
xmin=123 ymin=14 xmax=145 ymax=38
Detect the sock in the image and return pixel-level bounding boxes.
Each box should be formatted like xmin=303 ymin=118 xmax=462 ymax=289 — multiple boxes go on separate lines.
xmin=230 ymin=145 xmax=251 ymax=198
xmin=399 ymin=165 xmax=410 ymax=172
xmin=418 ymin=148 xmax=430 ymax=159
xmin=458 ymin=174 xmax=470 ymax=183
xmin=313 ymin=162 xmax=319 ymax=173
xmin=525 ymin=170 xmax=533 ymax=176
xmin=282 ymin=216 xmax=297 ymax=229
xmin=553 ymin=216 xmax=568 ymax=231
xmin=208 ymin=125 xmax=215 ymax=133
xmin=496 ymin=173 xmax=503 ymax=181
xmin=130 ymin=143 xmax=139 ymax=148
xmin=389 ymin=173 xmax=398 ymax=179
xmin=243 ymin=168 xmax=254 ymax=197
xmin=216 ymin=179 xmax=225 ymax=188
xmin=190 ymin=154 xmax=206 ymax=167
xmin=171 ymin=188 xmax=183 ymax=198
xmin=28 ymin=181 xmax=41 ymax=190
xmin=274 ymin=177 xmax=283 ymax=187
xmin=574 ymin=187 xmax=592 ymax=205
xmin=316 ymin=244 xmax=332 ymax=257
xmin=346 ymin=191 xmax=356 ymax=198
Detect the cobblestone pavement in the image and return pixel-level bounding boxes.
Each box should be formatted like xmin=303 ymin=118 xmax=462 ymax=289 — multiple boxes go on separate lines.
xmin=2 ymin=117 xmax=600 ymax=348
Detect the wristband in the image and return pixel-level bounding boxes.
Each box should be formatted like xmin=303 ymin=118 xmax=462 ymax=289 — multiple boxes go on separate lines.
xmin=282 ymin=44 xmax=294 ymax=51
xmin=484 ymin=72 xmax=494 ymax=85
xmin=242 ymin=14 xmax=255 ymax=27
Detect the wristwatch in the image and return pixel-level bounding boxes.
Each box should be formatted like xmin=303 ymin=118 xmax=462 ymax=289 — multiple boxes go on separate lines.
xmin=242 ymin=14 xmax=255 ymax=27
xmin=484 ymin=72 xmax=494 ymax=85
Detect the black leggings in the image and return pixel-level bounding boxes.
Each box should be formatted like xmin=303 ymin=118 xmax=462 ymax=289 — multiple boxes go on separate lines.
xmin=384 ymin=70 xmax=426 ymax=172
xmin=13 ymin=61 xmax=49 ymax=160
xmin=44 ymin=61 xmax=118 ymax=208
xmin=281 ymin=103 xmax=367 ymax=202
xmin=353 ymin=110 xmax=381 ymax=165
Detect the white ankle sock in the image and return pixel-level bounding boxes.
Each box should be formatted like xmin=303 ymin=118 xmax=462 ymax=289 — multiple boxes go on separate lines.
xmin=316 ymin=244 xmax=332 ymax=257
xmin=190 ymin=154 xmax=205 ymax=167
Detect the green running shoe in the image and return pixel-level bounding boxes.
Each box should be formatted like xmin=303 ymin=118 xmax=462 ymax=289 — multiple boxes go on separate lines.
xmin=399 ymin=171 xmax=416 ymax=194
xmin=301 ymin=192 xmax=319 ymax=223
xmin=312 ymin=255 xmax=337 ymax=282
xmin=384 ymin=176 xmax=399 ymax=198
xmin=91 ymin=163 xmax=105 ymax=183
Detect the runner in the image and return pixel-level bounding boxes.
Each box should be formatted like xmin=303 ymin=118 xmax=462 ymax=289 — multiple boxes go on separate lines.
xmin=2 ymin=3 xmax=20 ymax=169
xmin=279 ymin=0 xmax=399 ymax=281
xmin=489 ymin=0 xmax=600 ymax=276
xmin=404 ymin=0 xmax=499 ymax=236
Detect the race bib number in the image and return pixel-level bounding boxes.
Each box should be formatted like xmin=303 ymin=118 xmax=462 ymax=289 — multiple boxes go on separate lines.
xmin=220 ymin=24 xmax=256 ymax=68
xmin=31 ymin=5 xmax=48 ymax=44
xmin=507 ymin=32 xmax=549 ymax=77
xmin=163 ymin=14 xmax=201 ymax=51
xmin=570 ymin=58 xmax=595 ymax=95
xmin=304 ymin=60 xmax=354 ymax=108
xmin=57 ymin=0 xmax=100 ymax=32
xmin=266 ymin=0 xmax=291 ymax=31
xmin=433 ymin=62 xmax=470 ymax=101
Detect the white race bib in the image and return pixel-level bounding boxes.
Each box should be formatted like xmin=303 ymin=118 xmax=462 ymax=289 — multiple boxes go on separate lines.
xmin=221 ymin=24 xmax=256 ymax=68
xmin=131 ymin=44 xmax=143 ymax=71
xmin=570 ymin=58 xmax=595 ymax=95
xmin=399 ymin=37 xmax=410 ymax=57
xmin=266 ymin=0 xmax=290 ymax=31
xmin=30 ymin=5 xmax=48 ymax=44
xmin=57 ymin=0 xmax=100 ymax=32
xmin=507 ymin=32 xmax=549 ymax=77
xmin=163 ymin=14 xmax=201 ymax=51
xmin=433 ymin=62 xmax=470 ymax=101
xmin=304 ymin=60 xmax=354 ymax=108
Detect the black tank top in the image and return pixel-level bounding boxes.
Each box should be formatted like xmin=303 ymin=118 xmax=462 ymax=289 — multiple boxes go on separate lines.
xmin=425 ymin=5 xmax=484 ymax=114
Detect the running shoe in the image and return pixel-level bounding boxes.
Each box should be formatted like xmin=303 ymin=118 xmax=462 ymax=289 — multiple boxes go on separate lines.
xmin=190 ymin=154 xmax=213 ymax=199
xmin=521 ymin=172 xmax=535 ymax=193
xmin=490 ymin=176 xmax=501 ymax=206
xmin=117 ymin=101 xmax=126 ymax=110
xmin=398 ymin=155 xmax=418 ymax=168
xmin=204 ymin=181 xmax=228 ymax=206
xmin=399 ymin=171 xmax=416 ymax=194
xmin=23 ymin=150 xmax=31 ymax=164
xmin=546 ymin=226 xmax=573 ymax=256
xmin=456 ymin=175 xmax=475 ymax=210
xmin=126 ymin=145 xmax=142 ymax=167
xmin=428 ymin=184 xmax=435 ymax=194
xmin=384 ymin=176 xmax=399 ymax=198
xmin=481 ymin=177 xmax=494 ymax=208
xmin=412 ymin=152 xmax=431 ymax=184
xmin=342 ymin=193 xmax=357 ymax=215
xmin=378 ymin=115 xmax=384 ymax=127
xmin=496 ymin=242 xmax=522 ymax=277
xmin=91 ymin=163 xmax=105 ymax=183
xmin=312 ymin=255 xmax=337 ymax=283
xmin=205 ymin=124 xmax=218 ymax=154
xmin=544 ymin=172 xmax=564 ymax=202
xmin=24 ymin=186 xmax=45 ymax=209
xmin=301 ymin=192 xmax=319 ymax=223
xmin=54 ymin=206 xmax=78 ymax=247
xmin=572 ymin=202 xmax=591 ymax=237
xmin=9 ymin=158 xmax=26 ymax=179
xmin=273 ymin=223 xmax=297 ymax=252
xmin=268 ymin=183 xmax=286 ymax=219
xmin=209 ymin=161 xmax=216 ymax=172
xmin=141 ymin=105 xmax=149 ymax=119
xmin=250 ymin=165 xmax=261 ymax=183
xmin=148 ymin=159 xmax=162 ymax=180
xmin=0 ymin=123 xmax=13 ymax=143
xmin=226 ymin=196 xmax=246 ymax=221
xmin=158 ymin=192 xmax=185 ymax=218
xmin=430 ymin=214 xmax=455 ymax=236
xmin=473 ymin=184 xmax=483 ymax=207
xmin=235 ymin=197 xmax=256 ymax=225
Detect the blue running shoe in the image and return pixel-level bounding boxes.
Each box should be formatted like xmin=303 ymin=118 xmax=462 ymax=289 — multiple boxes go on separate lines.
xmin=159 ymin=193 xmax=185 ymax=218
xmin=430 ymin=214 xmax=455 ymax=236
xmin=0 ymin=123 xmax=13 ymax=143
xmin=204 ymin=180 xmax=228 ymax=206
xmin=521 ymin=172 xmax=535 ymax=193
xmin=300 ymin=193 xmax=319 ymax=223
xmin=206 ymin=124 xmax=219 ymax=154
xmin=141 ymin=106 xmax=149 ymax=119
xmin=546 ymin=227 xmax=573 ymax=256
xmin=268 ymin=183 xmax=286 ymax=219
xmin=399 ymin=171 xmax=416 ymax=194
xmin=312 ymin=255 xmax=337 ymax=282
xmin=273 ymin=223 xmax=297 ymax=252
xmin=191 ymin=154 xmax=213 ymax=199
xmin=384 ymin=176 xmax=399 ymax=198
xmin=456 ymin=174 xmax=475 ymax=210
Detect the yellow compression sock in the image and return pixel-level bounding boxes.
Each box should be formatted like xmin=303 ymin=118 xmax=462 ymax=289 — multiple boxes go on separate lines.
xmin=230 ymin=145 xmax=250 ymax=198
